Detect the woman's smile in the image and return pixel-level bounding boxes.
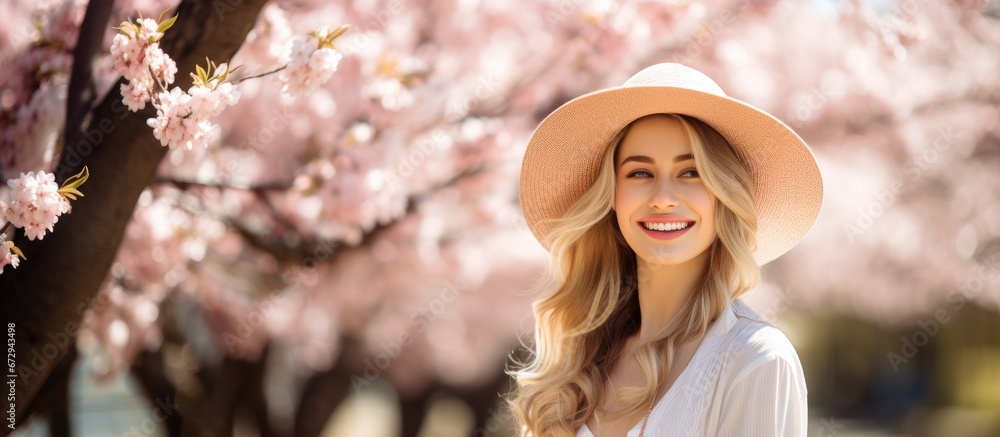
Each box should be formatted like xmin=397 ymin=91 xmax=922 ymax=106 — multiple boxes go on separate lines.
xmin=638 ymin=216 xmax=697 ymax=240
xmin=639 ymin=221 xmax=694 ymax=240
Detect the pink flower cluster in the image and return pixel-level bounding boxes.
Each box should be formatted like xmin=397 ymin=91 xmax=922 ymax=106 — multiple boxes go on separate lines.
xmin=1 ymin=171 xmax=71 ymax=241
xmin=110 ymin=16 xmax=241 ymax=149
xmin=110 ymin=18 xmax=177 ymax=112
xmin=146 ymin=71 xmax=241 ymax=150
xmin=279 ymin=27 xmax=345 ymax=95
xmin=109 ymin=17 xmax=348 ymax=148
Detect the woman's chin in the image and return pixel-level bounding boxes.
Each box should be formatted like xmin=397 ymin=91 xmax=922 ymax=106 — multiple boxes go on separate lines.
xmin=634 ymin=244 xmax=712 ymax=269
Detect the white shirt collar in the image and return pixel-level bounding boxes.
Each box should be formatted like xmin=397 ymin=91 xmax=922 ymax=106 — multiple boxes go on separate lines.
xmin=710 ymin=299 xmax=739 ymax=338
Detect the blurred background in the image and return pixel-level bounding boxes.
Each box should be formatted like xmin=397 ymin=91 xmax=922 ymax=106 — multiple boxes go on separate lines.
xmin=1 ymin=0 xmax=999 ymax=436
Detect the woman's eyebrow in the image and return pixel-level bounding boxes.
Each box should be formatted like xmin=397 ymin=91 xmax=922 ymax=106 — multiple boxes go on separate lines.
xmin=619 ymin=153 xmax=694 ymax=167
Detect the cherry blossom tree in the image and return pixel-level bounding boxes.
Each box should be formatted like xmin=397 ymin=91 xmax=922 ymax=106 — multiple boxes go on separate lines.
xmin=1 ymin=0 xmax=277 ymax=432
xmin=0 ymin=0 xmax=998 ymax=436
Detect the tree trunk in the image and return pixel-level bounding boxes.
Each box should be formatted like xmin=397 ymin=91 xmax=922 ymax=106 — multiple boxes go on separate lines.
xmin=292 ymin=338 xmax=363 ymax=437
xmin=130 ymin=348 xmax=183 ymax=437
xmin=0 ymin=0 xmax=271 ymax=433
xmin=18 ymin=346 xmax=77 ymax=437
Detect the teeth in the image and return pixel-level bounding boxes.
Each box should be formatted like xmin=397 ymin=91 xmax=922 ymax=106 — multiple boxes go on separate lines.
xmin=643 ymin=221 xmax=691 ymax=232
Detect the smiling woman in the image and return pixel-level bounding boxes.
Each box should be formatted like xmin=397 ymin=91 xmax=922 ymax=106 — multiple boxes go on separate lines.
xmin=508 ymin=63 xmax=823 ymax=437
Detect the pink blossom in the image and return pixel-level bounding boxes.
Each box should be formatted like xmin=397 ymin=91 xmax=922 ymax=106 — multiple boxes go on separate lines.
xmin=111 ymin=25 xmax=176 ymax=114
xmin=4 ymin=171 xmax=71 ymax=241
xmin=121 ymin=80 xmax=149 ymax=111
xmin=110 ymin=33 xmax=145 ymax=80
xmin=144 ymin=43 xmax=176 ymax=85
xmin=146 ymin=81 xmax=240 ymax=150
xmin=214 ymin=82 xmax=241 ymax=107
xmin=147 ymin=87 xmax=197 ymax=149
xmin=187 ymin=82 xmax=241 ymax=119
xmin=136 ymin=18 xmax=163 ymax=43
xmin=279 ymin=36 xmax=343 ymax=95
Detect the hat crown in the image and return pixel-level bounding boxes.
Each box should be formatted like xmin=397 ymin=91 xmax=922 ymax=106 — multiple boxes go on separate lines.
xmin=622 ymin=63 xmax=727 ymax=97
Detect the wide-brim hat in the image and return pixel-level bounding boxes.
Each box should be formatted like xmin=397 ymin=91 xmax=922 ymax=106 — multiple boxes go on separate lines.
xmin=518 ymin=63 xmax=823 ymax=266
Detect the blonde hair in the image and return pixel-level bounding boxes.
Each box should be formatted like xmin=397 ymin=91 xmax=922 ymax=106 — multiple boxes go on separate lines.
xmin=506 ymin=114 xmax=760 ymax=436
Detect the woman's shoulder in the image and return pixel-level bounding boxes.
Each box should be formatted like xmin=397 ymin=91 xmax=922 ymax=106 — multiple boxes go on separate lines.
xmin=721 ymin=299 xmax=804 ymax=380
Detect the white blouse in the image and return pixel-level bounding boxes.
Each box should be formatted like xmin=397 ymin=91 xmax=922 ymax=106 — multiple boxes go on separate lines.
xmin=576 ymin=298 xmax=808 ymax=437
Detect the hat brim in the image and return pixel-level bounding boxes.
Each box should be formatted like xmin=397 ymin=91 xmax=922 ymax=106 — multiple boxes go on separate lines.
xmin=518 ymin=85 xmax=823 ymax=265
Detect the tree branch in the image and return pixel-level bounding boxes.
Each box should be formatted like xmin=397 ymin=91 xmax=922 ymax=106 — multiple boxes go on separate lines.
xmin=227 ymin=163 xmax=492 ymax=264
xmin=152 ymin=176 xmax=291 ymax=192
xmin=62 ymin=0 xmax=114 ymax=153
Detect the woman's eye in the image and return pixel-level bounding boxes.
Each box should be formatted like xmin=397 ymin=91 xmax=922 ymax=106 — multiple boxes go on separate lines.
xmin=626 ymin=170 xmax=652 ymax=178
xmin=679 ymin=168 xmax=699 ymax=178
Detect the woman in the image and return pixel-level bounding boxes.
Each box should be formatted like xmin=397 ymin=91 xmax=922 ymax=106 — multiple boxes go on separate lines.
xmin=508 ymin=63 xmax=823 ymax=436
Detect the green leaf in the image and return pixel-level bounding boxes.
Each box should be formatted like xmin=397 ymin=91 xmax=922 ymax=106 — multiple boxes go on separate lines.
xmin=157 ymin=14 xmax=178 ymax=34
xmin=59 ymin=166 xmax=89 ymax=191
xmin=196 ymin=64 xmax=208 ymax=83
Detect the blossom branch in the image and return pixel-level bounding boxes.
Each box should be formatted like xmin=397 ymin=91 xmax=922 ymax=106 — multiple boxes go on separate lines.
xmin=231 ymin=64 xmax=287 ymax=85
xmin=0 ymin=167 xmax=89 ymax=274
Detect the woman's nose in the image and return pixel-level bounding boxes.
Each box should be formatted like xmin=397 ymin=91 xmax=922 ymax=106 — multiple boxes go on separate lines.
xmin=649 ymin=180 xmax=680 ymax=210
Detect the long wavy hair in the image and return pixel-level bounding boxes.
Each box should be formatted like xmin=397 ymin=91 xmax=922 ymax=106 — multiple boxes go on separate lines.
xmin=506 ymin=113 xmax=760 ymax=436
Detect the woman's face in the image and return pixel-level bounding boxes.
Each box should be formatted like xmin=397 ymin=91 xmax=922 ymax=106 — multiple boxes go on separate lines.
xmin=614 ymin=115 xmax=717 ymax=266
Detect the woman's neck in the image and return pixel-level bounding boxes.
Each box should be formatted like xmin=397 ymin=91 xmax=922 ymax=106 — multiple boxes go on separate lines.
xmin=633 ymin=248 xmax=710 ymax=344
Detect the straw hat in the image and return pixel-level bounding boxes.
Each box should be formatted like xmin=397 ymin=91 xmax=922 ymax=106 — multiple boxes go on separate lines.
xmin=518 ymin=63 xmax=823 ymax=265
